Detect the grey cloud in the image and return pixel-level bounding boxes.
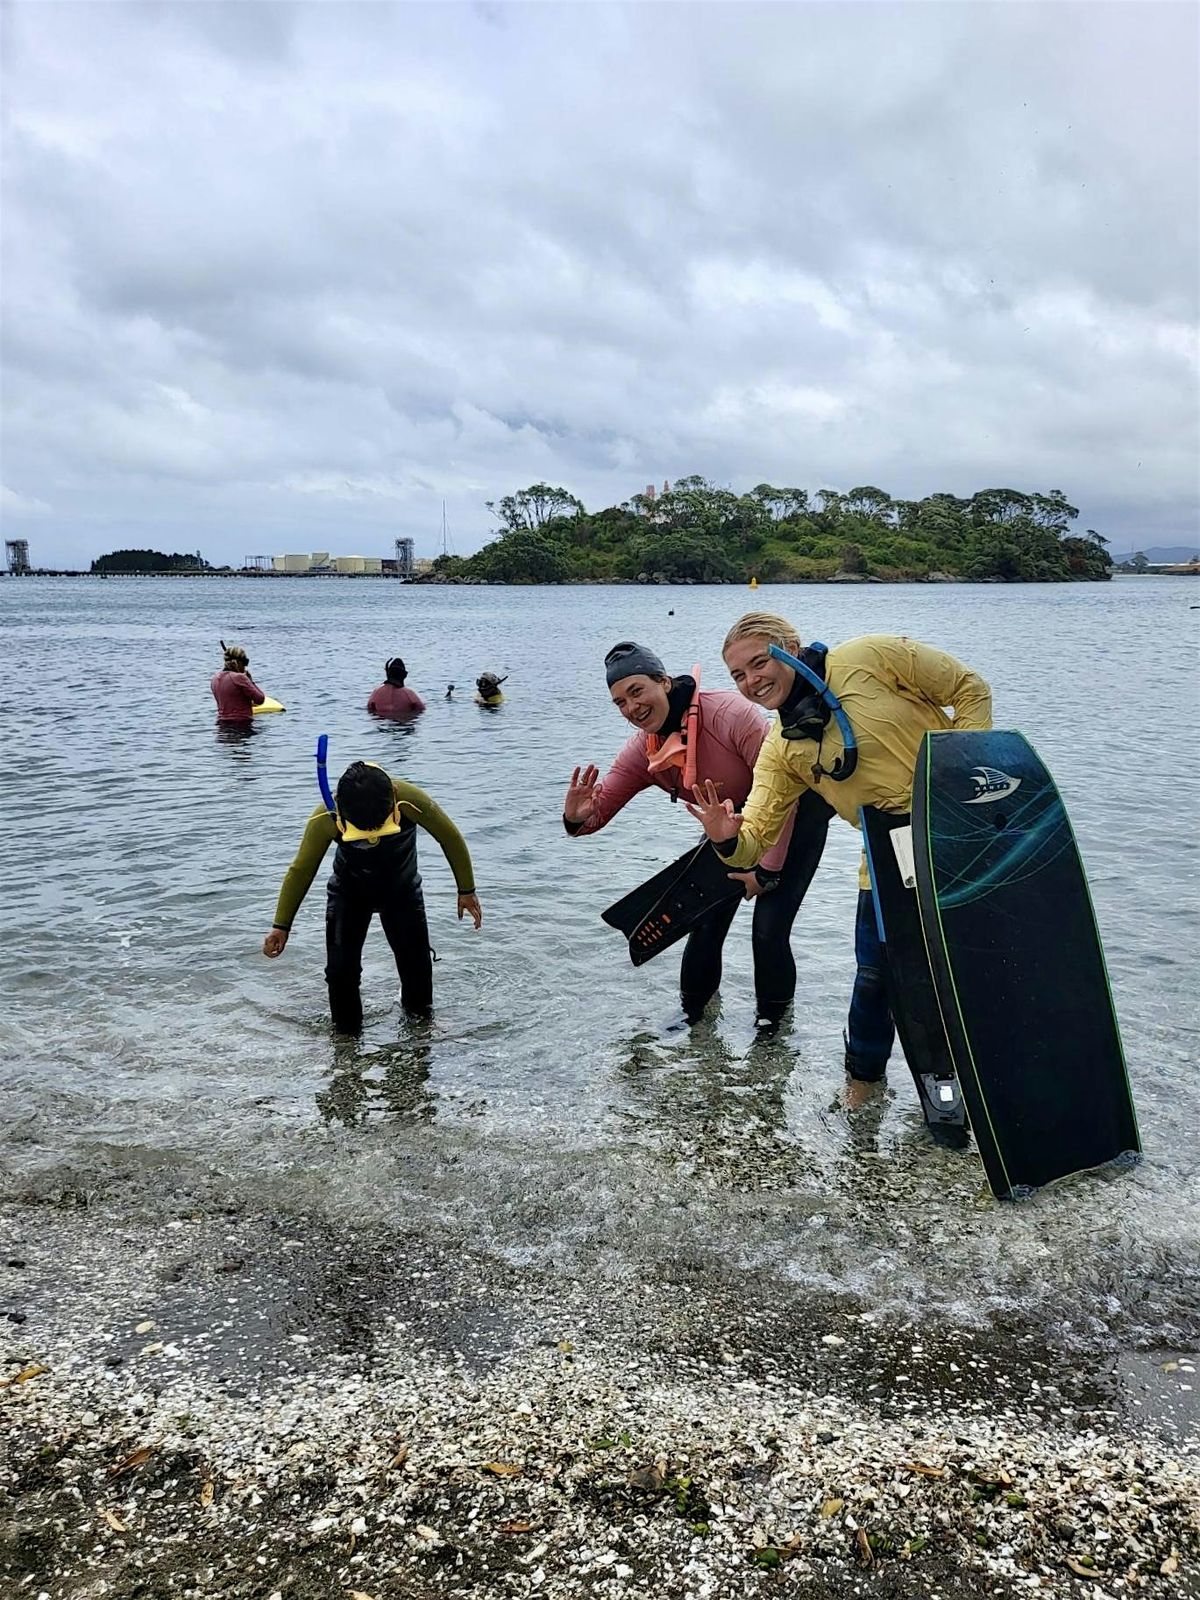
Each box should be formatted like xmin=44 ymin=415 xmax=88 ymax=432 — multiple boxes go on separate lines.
xmin=1 ymin=0 xmax=1196 ymax=566
xmin=170 ymin=0 xmax=299 ymax=63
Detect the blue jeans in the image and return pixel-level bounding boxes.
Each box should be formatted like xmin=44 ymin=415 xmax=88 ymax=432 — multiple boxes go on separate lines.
xmin=845 ymin=890 xmax=895 ymax=1081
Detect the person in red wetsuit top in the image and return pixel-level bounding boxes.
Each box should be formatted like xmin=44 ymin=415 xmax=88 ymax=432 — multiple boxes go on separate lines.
xmin=211 ymin=641 xmax=265 ymax=724
xmin=368 ymin=658 xmax=426 ymax=717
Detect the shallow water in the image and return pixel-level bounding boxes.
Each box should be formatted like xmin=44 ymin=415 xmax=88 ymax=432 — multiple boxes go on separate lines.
xmin=1 ymin=575 xmax=1197 ymax=1353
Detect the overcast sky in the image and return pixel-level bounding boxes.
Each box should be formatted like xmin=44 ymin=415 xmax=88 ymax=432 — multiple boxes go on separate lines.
xmin=2 ymin=1 xmax=1197 ymax=566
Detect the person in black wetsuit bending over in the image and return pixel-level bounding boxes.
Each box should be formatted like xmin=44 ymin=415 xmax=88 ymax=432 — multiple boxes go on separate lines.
xmin=263 ymin=762 xmax=482 ymax=1034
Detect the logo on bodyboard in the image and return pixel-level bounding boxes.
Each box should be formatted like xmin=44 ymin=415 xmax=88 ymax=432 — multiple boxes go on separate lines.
xmin=964 ymin=765 xmax=1022 ymax=805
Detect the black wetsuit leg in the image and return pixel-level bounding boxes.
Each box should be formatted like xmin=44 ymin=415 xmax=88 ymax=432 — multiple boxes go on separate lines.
xmin=378 ymin=881 xmax=434 ymax=1016
xmin=844 ymin=888 xmax=895 ymax=1080
xmin=679 ymin=894 xmax=742 ymax=1020
xmin=750 ymin=790 xmax=832 ymax=1021
xmin=325 ymin=880 xmax=373 ymax=1035
xmin=324 ymin=828 xmax=429 ymax=1033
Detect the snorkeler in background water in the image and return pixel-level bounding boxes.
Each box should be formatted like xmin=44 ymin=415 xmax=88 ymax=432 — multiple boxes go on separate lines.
xmin=367 ymin=657 xmax=426 ymax=717
xmin=475 ymin=672 xmax=507 ymax=707
xmin=211 ymin=641 xmax=265 ymax=724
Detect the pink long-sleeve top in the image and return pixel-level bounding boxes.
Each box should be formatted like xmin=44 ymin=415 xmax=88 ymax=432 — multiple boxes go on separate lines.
xmin=570 ymin=689 xmax=795 ymax=872
xmin=211 ymin=670 xmax=265 ymax=723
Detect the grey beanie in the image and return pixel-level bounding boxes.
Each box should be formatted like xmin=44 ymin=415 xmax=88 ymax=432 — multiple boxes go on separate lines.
xmin=604 ymin=641 xmax=666 ymax=687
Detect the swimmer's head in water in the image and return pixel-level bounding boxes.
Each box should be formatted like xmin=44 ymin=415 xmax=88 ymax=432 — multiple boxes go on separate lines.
xmin=385 ymin=657 xmax=407 ymax=685
xmin=476 ymin=672 xmax=507 ymax=697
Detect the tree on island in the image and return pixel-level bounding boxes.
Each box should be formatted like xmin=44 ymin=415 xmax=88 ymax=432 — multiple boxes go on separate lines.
xmin=485 ymin=484 xmax=584 ymax=531
xmin=91 ymin=549 xmax=210 ymax=574
xmin=471 ymin=527 xmax=570 ymax=583
xmin=749 ymin=484 xmax=809 ymax=521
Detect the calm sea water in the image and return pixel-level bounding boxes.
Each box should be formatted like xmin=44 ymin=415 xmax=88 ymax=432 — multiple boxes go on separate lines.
xmin=1 ymin=576 xmax=1197 ymax=1352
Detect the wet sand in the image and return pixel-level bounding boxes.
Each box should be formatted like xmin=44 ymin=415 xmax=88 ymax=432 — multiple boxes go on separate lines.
xmin=3 ymin=1195 xmax=1196 ymax=1600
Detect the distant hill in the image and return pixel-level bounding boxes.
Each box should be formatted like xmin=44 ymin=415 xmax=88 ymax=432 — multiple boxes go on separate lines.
xmin=1110 ymin=545 xmax=1199 ymax=564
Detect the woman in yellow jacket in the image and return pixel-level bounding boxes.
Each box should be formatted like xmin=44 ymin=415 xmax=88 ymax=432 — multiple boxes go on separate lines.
xmin=688 ymin=612 xmax=992 ymax=1093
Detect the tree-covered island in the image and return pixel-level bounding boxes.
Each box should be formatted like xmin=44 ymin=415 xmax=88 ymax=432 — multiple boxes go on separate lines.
xmin=429 ymin=479 xmax=1113 ymax=584
xmin=91 ymin=549 xmax=211 ymax=574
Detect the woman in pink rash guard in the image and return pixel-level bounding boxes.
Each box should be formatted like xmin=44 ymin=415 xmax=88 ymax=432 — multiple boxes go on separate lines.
xmin=211 ymin=642 xmax=265 ymax=724
xmin=368 ymin=658 xmax=426 ymax=718
xmin=563 ymin=640 xmax=830 ymax=1031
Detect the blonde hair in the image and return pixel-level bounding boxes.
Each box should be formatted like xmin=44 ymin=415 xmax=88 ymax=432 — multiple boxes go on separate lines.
xmin=722 ymin=611 xmax=802 ymax=659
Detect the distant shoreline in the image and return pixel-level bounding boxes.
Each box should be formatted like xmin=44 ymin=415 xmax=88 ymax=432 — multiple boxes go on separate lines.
xmin=3 ymin=569 xmax=1196 ymax=584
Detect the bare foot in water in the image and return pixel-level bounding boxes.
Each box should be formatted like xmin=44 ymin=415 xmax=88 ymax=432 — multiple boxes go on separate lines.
xmin=843 ymin=1076 xmax=884 ymax=1111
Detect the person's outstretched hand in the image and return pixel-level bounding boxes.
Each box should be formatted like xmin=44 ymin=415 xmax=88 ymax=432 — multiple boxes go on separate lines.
xmin=564 ymin=764 xmax=600 ymax=826
xmin=457 ymin=893 xmax=483 ymax=929
xmin=263 ymin=927 xmax=289 ymax=957
xmin=686 ymin=780 xmax=743 ymax=843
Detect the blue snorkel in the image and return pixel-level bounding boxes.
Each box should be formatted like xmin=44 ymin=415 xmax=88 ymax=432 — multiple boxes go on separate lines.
xmin=768 ymin=642 xmax=859 ymax=782
xmin=315 ymin=734 xmax=336 ymax=816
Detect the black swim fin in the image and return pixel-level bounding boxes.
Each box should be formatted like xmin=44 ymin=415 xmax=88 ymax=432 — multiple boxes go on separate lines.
xmin=602 ymin=842 xmax=742 ymax=966
xmin=602 ymin=845 xmax=700 ymax=937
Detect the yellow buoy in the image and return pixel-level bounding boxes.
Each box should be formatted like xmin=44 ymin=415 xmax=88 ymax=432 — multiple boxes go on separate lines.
xmin=749 ymin=576 xmax=758 ymax=590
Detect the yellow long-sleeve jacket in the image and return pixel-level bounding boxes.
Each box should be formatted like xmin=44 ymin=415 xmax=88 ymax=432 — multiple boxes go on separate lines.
xmin=723 ymin=635 xmax=992 ymax=887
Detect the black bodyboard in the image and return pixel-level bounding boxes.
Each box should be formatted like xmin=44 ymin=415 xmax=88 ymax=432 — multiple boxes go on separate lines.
xmin=860 ymin=807 xmax=967 ymax=1140
xmin=912 ymin=730 xmax=1140 ymax=1199
xmin=602 ymin=841 xmax=742 ymax=966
